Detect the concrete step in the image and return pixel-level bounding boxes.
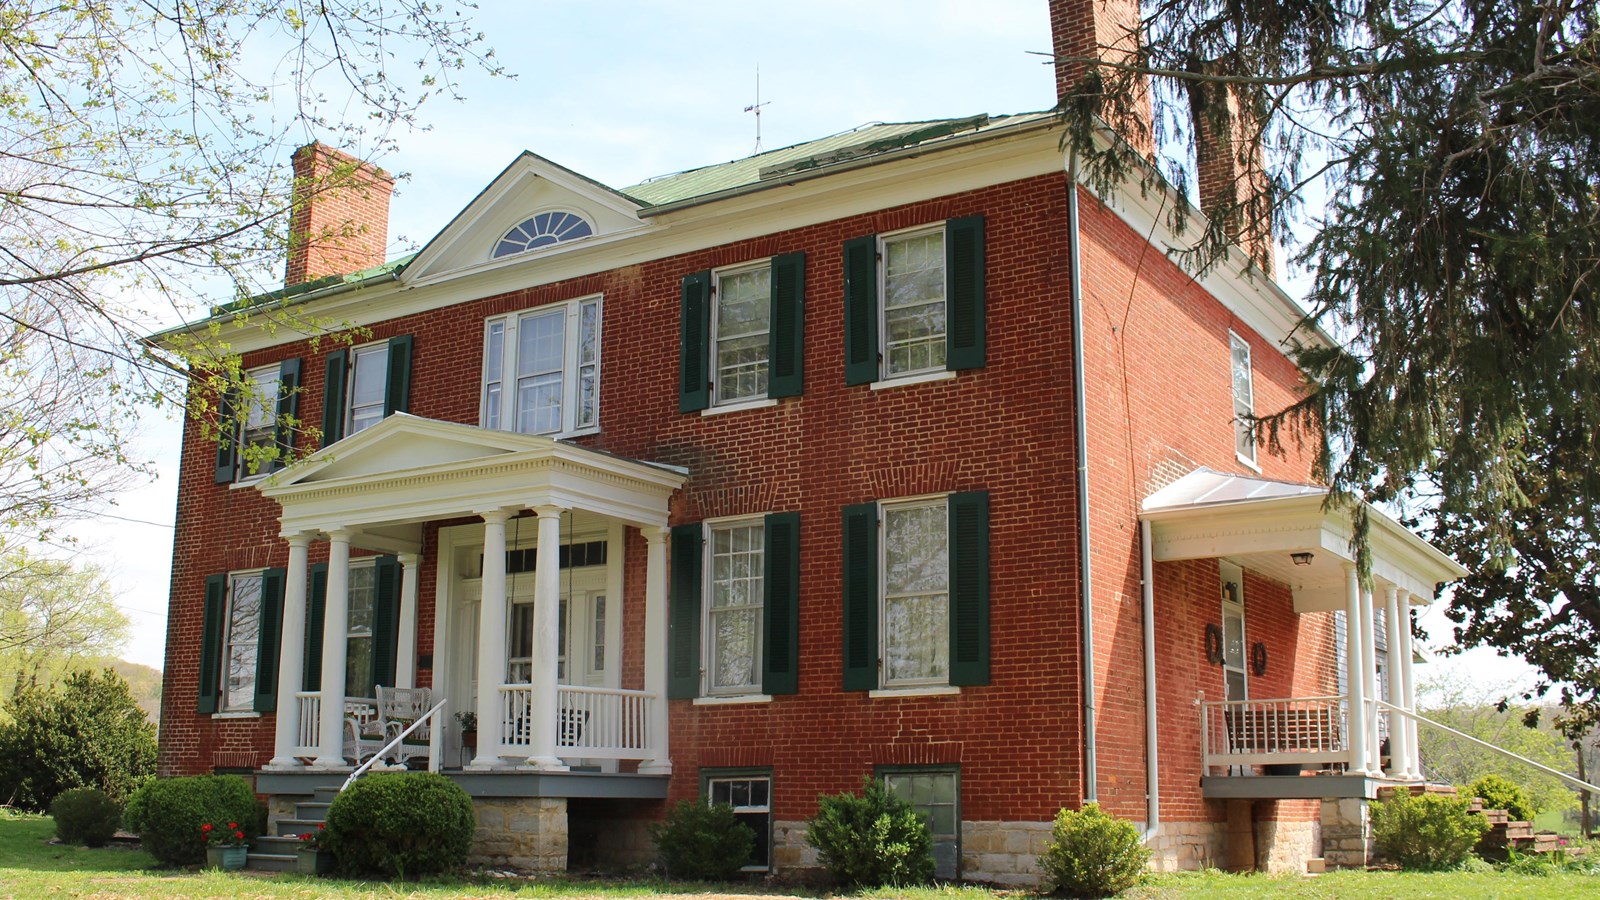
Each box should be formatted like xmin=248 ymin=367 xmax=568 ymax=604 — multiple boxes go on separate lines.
xmin=274 ymin=818 xmax=326 ymax=838
xmin=312 ymin=786 xmax=340 ymax=802
xmin=1305 ymin=857 xmax=1326 ymax=874
xmin=295 ymin=801 xmax=331 ymax=821
xmin=246 ymin=852 xmax=298 ymax=873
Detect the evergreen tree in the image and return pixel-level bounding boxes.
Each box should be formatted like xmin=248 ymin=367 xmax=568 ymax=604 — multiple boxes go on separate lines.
xmin=0 ymin=668 xmax=157 ymax=811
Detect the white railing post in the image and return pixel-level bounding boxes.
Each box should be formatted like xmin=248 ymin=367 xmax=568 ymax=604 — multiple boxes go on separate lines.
xmin=638 ymin=526 xmax=671 ymax=774
xmin=269 ymin=533 xmax=312 ymax=769
xmin=314 ymin=529 xmax=353 ymax=768
xmin=1344 ymin=565 xmax=1371 ymax=775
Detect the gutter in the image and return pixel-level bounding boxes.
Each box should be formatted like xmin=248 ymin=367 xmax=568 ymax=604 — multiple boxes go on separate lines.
xmin=1139 ymin=519 xmax=1161 ymax=842
xmin=144 ymin=266 xmax=405 ymax=348
xmin=1067 ymin=145 xmax=1097 ymax=803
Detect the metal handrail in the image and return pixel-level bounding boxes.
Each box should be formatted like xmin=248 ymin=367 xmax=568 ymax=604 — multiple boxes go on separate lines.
xmin=1377 ymin=699 xmax=1600 ymax=794
xmin=340 ymin=698 xmax=447 ymax=793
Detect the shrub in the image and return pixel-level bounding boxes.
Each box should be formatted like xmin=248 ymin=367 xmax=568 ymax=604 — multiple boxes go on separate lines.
xmin=650 ymin=800 xmax=756 ymax=880
xmin=51 ymin=786 xmax=122 ymax=847
xmin=1468 ymin=773 xmax=1535 ymax=822
xmin=1370 ymin=790 xmax=1488 ymax=871
xmin=1038 ymin=802 xmax=1149 ymax=898
xmin=123 ymin=775 xmax=259 ymax=867
xmin=324 ymin=772 xmax=474 ymax=878
xmin=805 ymin=776 xmax=933 ymax=888
xmin=0 ymin=669 xmax=156 ymax=811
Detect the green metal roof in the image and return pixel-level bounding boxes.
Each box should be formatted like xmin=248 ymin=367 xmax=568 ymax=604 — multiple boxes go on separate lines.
xmin=621 ymin=112 xmax=1055 ymax=207
xmin=207 ymin=254 xmax=414 ymax=317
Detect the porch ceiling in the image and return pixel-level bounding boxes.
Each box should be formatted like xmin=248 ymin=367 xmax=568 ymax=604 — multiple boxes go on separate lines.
xmin=1141 ymin=468 xmax=1466 ymax=611
xmin=257 ymin=414 xmax=687 ymax=550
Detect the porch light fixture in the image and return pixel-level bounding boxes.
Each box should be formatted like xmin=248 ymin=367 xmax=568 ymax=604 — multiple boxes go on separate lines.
xmin=1290 ymin=551 xmax=1315 ymax=567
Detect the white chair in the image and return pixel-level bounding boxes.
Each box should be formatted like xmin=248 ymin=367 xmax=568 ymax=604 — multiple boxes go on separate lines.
xmin=377 ymin=686 xmax=433 ymax=767
xmin=342 ymin=698 xmax=383 ymax=765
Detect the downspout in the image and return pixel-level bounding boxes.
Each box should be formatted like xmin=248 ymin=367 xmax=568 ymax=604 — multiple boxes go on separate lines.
xmin=1067 ymin=146 xmax=1096 ymax=803
xmin=1139 ymin=519 xmax=1161 ymax=842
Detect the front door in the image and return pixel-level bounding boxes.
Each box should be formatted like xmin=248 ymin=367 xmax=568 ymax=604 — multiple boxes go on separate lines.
xmin=1219 ymin=561 xmax=1247 ymax=702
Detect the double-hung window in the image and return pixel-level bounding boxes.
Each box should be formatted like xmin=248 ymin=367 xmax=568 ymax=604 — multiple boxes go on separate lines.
xmin=844 ymin=217 xmax=985 ymax=386
xmin=198 ymin=569 xmax=286 ymax=714
xmin=842 ymin=492 xmax=990 ymax=691
xmin=704 ymin=772 xmax=772 ymax=871
xmin=1230 ymin=332 xmax=1255 ymax=465
xmin=321 ymin=335 xmax=413 ymax=446
xmin=301 ymin=557 xmax=402 ymax=698
xmin=881 ymin=768 xmax=961 ymax=879
xmin=482 ymin=296 xmax=601 ymax=436
xmin=679 ymin=254 xmax=805 ymax=412
xmin=667 ymin=513 xmax=800 ymax=699
xmin=215 ymin=358 xmax=301 ymax=484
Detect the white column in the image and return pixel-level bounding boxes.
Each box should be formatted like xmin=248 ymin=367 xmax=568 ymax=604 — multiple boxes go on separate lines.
xmin=268 ymin=533 xmax=312 ymax=769
xmin=1398 ymin=595 xmax=1421 ymax=779
xmin=638 ymin=525 xmax=673 ymax=775
xmin=313 ymin=529 xmax=352 ymax=768
xmin=1359 ymin=583 xmax=1382 ymax=775
xmin=395 ymin=552 xmax=421 ymax=690
xmin=1384 ymin=584 xmax=1411 ymax=779
xmin=1344 ymin=564 xmax=1370 ymax=776
xmin=470 ymin=508 xmax=514 ymax=768
xmin=524 ymin=505 xmax=568 ymax=770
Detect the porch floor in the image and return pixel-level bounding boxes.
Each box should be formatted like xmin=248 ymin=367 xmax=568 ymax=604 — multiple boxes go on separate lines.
xmin=1201 ymin=772 xmax=1422 ymax=801
xmin=257 ymin=768 xmax=670 ymax=800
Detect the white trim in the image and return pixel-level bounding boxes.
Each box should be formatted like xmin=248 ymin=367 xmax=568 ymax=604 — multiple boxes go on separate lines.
xmin=210 ymin=711 xmax=263 ymax=720
xmin=710 ymin=258 xmax=775 ymax=407
xmin=220 ymin=568 xmax=268 ymax=714
xmin=879 ymin=496 xmax=952 ymax=690
xmin=701 ymin=398 xmax=778 ymax=417
xmin=1235 ymin=452 xmax=1262 ymax=473
xmin=481 ymin=294 xmax=604 ymax=439
xmin=692 ymin=694 xmax=773 ymax=706
xmin=702 ymin=514 xmax=767 ymax=698
xmin=346 ymin=340 xmax=390 ymax=438
xmin=878 ymin=223 xmax=948 ymax=381
xmin=869 ymin=685 xmax=961 ymax=699
xmin=870 ymin=370 xmax=957 ymax=391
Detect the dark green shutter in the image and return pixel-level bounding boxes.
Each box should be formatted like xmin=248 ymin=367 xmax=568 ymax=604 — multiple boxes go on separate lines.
xmin=768 ymin=253 xmax=806 ymax=398
xmin=321 ymin=349 xmax=347 ymax=447
xmin=762 ymin=512 xmax=801 ymax=695
xmin=371 ymin=556 xmax=401 ymax=692
xmin=668 ymin=524 xmax=703 ymax=698
xmin=680 ymin=271 xmax=712 ymax=412
xmin=842 ymin=503 xmax=879 ymax=691
xmin=214 ymin=388 xmax=239 ymax=483
xmin=197 ymin=574 xmax=228 ymax=712
xmin=273 ymin=358 xmax=302 ymax=471
xmin=948 ymin=491 xmax=991 ymax=686
xmin=843 ymin=236 xmax=880 ymax=386
xmin=254 ymin=567 xmax=287 ymax=712
xmin=384 ymin=335 xmax=413 ymax=416
xmin=303 ymin=563 xmax=328 ymax=691
xmin=946 ymin=216 xmax=987 ymax=371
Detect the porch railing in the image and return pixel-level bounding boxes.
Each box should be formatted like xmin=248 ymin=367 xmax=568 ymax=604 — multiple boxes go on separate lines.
xmin=294 ymin=692 xmax=320 ymax=756
xmin=1201 ymin=695 xmax=1349 ymax=768
xmin=497 ymin=683 xmax=657 ymax=760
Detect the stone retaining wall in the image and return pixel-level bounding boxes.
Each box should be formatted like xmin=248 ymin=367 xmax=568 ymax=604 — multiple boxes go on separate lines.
xmin=468 ymin=796 xmax=567 ymax=871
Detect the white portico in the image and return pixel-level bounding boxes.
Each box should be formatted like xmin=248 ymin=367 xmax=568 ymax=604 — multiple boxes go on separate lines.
xmin=256 ymin=414 xmax=685 ymax=773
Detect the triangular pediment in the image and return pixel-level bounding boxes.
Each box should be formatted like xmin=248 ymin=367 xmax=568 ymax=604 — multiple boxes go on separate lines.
xmin=401 ymin=152 xmax=651 ymax=285
xmin=266 ymin=414 xmax=564 ymax=486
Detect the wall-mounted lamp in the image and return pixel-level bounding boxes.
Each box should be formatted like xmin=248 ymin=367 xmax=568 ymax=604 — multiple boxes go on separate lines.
xmin=1290 ymin=551 xmax=1315 ymax=567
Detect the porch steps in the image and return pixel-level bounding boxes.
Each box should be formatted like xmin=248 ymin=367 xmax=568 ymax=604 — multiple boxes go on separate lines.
xmin=1462 ymin=797 xmax=1572 ymax=860
xmin=245 ymin=786 xmax=339 ymax=873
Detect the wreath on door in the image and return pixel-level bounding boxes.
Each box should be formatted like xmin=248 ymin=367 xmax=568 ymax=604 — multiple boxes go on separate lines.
xmin=1203 ymin=623 xmax=1225 ymax=665
xmin=1250 ymin=641 xmax=1268 ymax=677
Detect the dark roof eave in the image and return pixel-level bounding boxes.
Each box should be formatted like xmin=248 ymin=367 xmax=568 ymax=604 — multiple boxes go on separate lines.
xmin=635 ymin=113 xmax=1063 ymax=218
xmin=144 ymin=265 xmax=405 ymax=348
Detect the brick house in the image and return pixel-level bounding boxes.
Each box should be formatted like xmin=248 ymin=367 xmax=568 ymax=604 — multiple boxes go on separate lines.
xmin=152 ymin=0 xmax=1465 ymax=881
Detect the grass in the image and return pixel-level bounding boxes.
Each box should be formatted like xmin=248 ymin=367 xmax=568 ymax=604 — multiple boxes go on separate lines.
xmin=3 ymin=810 xmax=1598 ymax=899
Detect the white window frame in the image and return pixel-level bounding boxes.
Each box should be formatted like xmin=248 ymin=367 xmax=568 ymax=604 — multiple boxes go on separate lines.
xmin=346 ymin=341 xmax=390 ymax=438
xmin=221 ymin=570 xmax=265 ymax=712
xmin=1219 ymin=560 xmax=1247 ymax=703
xmin=344 ymin=558 xmax=377 ymax=698
xmin=711 ymin=260 xmax=772 ymax=406
xmin=702 ymin=515 xmax=766 ymax=697
xmin=879 ymin=495 xmax=951 ymax=689
xmin=1229 ymin=331 xmax=1256 ymax=466
xmin=480 ymin=295 xmax=602 ymax=438
xmin=705 ymin=773 xmax=772 ymax=872
xmin=879 ymin=223 xmax=948 ymax=381
xmin=234 ymin=365 xmax=281 ymax=482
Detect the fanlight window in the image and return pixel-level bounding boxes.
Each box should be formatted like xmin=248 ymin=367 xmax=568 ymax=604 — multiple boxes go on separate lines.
xmin=493 ymin=211 xmax=594 ymax=258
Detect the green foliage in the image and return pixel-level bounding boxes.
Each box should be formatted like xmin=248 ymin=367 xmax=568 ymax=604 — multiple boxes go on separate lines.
xmin=0 ymin=550 xmax=130 ymax=694
xmin=0 ymin=668 xmax=155 ymax=811
xmin=1037 ymin=802 xmax=1149 ymax=898
xmin=649 ymin=800 xmax=756 ymax=881
xmin=1371 ymin=791 xmax=1489 ymax=871
xmin=324 ymin=772 xmax=474 ymax=879
xmin=804 ymin=777 xmax=933 ymax=888
xmin=122 ymin=775 xmax=258 ymax=867
xmin=49 ymin=787 xmax=121 ymax=848
xmin=1417 ymin=675 xmax=1577 ymax=818
xmin=1468 ymin=774 xmax=1535 ymax=822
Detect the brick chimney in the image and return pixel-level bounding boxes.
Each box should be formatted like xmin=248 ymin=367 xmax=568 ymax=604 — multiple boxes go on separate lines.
xmin=1186 ymin=75 xmax=1276 ymax=273
xmin=285 ymin=143 xmax=394 ymax=286
xmin=1049 ymin=0 xmax=1152 ymax=155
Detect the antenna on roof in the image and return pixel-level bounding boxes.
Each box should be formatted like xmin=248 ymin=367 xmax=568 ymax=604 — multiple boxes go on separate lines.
xmin=743 ymin=66 xmax=770 ymax=154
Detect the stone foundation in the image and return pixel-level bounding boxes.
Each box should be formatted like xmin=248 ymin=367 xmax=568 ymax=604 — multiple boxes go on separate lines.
xmin=1320 ymin=797 xmax=1373 ymax=869
xmin=469 ymin=796 xmax=567 ymax=871
xmin=1146 ymin=820 xmax=1227 ymax=872
xmin=265 ymin=794 xmax=299 ymax=831
xmin=568 ymin=799 xmax=656 ymax=872
xmin=960 ymin=820 xmax=1052 ymax=886
xmin=1256 ymin=815 xmax=1319 ymax=873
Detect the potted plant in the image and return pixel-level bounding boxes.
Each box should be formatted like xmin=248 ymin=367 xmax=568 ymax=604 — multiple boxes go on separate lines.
xmin=295 ymin=822 xmax=334 ymax=876
xmin=200 ymin=821 xmax=249 ymax=870
xmin=456 ymin=710 xmax=478 ymax=750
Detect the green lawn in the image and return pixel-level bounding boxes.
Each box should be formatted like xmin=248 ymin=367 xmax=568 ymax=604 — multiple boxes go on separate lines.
xmin=3 ymin=810 xmax=1597 ymax=899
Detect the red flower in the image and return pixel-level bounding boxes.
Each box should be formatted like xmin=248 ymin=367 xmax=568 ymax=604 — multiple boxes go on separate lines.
xmin=233 ymin=831 xmax=245 ymax=841
xmin=317 ymin=823 xmax=325 ymax=830
xmin=201 ymin=823 xmax=213 ymax=833
xmin=227 ymin=822 xmax=238 ymax=830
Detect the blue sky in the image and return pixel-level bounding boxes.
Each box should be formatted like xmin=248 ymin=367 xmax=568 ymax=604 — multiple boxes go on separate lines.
xmin=70 ymin=0 xmax=1533 ymax=699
